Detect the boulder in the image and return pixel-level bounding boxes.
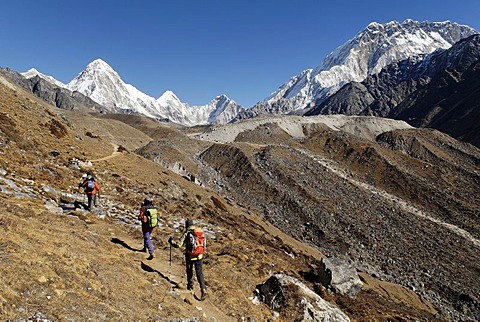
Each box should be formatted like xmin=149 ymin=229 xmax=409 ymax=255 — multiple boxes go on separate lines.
xmin=255 ymin=273 xmax=350 ymax=322
xmin=317 ymin=257 xmax=363 ymax=298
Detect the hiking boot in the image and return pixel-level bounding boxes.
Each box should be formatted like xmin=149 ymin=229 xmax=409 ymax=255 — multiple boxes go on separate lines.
xmin=140 ymin=247 xmax=147 ymax=253
xmin=200 ymin=289 xmax=207 ymax=301
xmin=187 ymin=284 xmax=193 ymax=291
xmin=147 ymin=253 xmax=154 ymax=260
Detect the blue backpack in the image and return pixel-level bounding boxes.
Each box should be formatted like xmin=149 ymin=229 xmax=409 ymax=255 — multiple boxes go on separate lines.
xmin=85 ymin=179 xmax=95 ymax=192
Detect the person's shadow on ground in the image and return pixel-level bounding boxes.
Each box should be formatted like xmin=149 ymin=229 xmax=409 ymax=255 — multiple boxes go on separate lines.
xmin=58 ymin=199 xmax=89 ymax=211
xmin=111 ymin=237 xmax=144 ymax=252
xmin=140 ymin=261 xmax=178 ymax=286
xmin=112 ymin=239 xmax=179 ymax=287
xmin=74 ymin=201 xmax=88 ymax=210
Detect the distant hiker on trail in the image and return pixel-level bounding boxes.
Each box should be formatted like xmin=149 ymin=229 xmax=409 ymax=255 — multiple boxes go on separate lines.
xmin=138 ymin=197 xmax=158 ymax=260
xmin=69 ymin=158 xmax=80 ymax=170
xmin=78 ymin=174 xmax=100 ymax=211
xmin=169 ymin=219 xmax=207 ymax=301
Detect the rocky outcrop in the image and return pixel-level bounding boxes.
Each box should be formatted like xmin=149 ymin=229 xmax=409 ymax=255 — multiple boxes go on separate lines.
xmin=232 ymin=98 xmax=299 ymax=122
xmin=255 ymin=274 xmax=350 ymax=321
xmin=392 ymin=60 xmax=480 ymax=147
xmin=316 ymin=257 xmax=363 ymax=298
xmin=0 ymin=67 xmax=32 ymax=89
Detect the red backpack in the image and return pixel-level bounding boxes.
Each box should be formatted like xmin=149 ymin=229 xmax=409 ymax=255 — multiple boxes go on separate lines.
xmin=186 ymin=227 xmax=205 ymax=256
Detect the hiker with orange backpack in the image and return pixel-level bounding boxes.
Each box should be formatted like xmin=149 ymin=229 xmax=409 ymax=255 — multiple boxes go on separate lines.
xmin=138 ymin=197 xmax=158 ymax=260
xmin=79 ymin=174 xmax=100 ymax=211
xmin=169 ymin=219 xmax=207 ymax=301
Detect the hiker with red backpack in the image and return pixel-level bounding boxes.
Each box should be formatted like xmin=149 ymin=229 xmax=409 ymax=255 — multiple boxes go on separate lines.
xmin=169 ymin=219 xmax=207 ymax=301
xmin=138 ymin=197 xmax=158 ymax=260
xmin=79 ymin=174 xmax=100 ymax=211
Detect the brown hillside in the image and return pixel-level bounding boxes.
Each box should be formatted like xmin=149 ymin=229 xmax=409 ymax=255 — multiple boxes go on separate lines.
xmin=0 ymin=73 xmax=477 ymax=321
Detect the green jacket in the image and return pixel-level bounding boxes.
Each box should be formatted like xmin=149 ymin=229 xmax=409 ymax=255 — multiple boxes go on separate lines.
xmin=171 ymin=225 xmax=204 ymax=260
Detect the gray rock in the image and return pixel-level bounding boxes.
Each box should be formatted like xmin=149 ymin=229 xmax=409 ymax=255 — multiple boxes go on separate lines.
xmin=255 ymin=273 xmax=350 ymax=321
xmin=44 ymin=200 xmax=64 ymax=215
xmin=317 ymin=257 xmax=363 ymax=298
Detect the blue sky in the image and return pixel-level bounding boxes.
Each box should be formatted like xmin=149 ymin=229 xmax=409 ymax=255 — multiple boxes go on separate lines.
xmin=1 ymin=0 xmax=479 ymax=108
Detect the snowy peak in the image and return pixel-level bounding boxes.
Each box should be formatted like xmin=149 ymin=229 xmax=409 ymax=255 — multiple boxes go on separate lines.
xmin=21 ymin=68 xmax=66 ymax=88
xmin=337 ymin=19 xmax=476 ymax=73
xmin=157 ymin=90 xmax=183 ymax=106
xmin=18 ymin=59 xmax=241 ymax=126
xmin=71 ymin=58 xmax=120 ymax=86
xmin=204 ymin=95 xmax=244 ymax=124
xmin=177 ymin=95 xmax=244 ymax=126
xmin=22 ymin=68 xmax=43 ymax=79
xmin=64 ymin=59 xmax=242 ymax=125
xmin=85 ymin=58 xmax=115 ymax=72
xmin=319 ymin=19 xmax=477 ymax=83
xmin=262 ymin=20 xmax=478 ymax=112
xmin=76 ymin=59 xmax=125 ymax=87
xmin=211 ymin=94 xmax=231 ymax=105
xmin=67 ymin=59 xmax=129 ymax=105
xmin=66 ymin=59 xmax=171 ymax=120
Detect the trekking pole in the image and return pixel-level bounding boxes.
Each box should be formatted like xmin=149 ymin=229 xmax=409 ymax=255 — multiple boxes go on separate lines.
xmin=162 ymin=236 xmax=173 ymax=303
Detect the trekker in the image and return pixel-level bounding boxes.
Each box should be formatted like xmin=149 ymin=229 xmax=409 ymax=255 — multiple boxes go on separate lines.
xmin=169 ymin=219 xmax=207 ymax=301
xmin=79 ymin=174 xmax=100 ymax=210
xmin=138 ymin=197 xmax=158 ymax=260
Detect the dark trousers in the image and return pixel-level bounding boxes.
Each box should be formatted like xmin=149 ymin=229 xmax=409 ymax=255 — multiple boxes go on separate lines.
xmin=87 ymin=194 xmax=97 ymax=210
xmin=186 ymin=256 xmax=206 ymax=290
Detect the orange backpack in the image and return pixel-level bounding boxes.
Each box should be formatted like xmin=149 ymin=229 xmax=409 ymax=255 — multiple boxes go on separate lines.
xmin=186 ymin=227 xmax=205 ymax=256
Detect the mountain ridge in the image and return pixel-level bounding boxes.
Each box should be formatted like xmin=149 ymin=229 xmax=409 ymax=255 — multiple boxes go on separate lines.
xmin=306 ymin=34 xmax=480 ymax=147
xmin=3 ymin=19 xmax=478 ymax=153
xmin=234 ymin=19 xmax=478 ymax=120
xmin=21 ymin=58 xmax=245 ymax=126
xmin=16 ymin=20 xmax=478 ymax=129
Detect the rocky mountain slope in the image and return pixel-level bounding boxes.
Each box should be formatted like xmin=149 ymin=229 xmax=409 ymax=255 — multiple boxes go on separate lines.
xmin=0 ymin=68 xmax=106 ymax=113
xmin=187 ymin=117 xmax=480 ymax=321
xmin=306 ymin=34 xmax=480 ymax=148
xmin=0 ymin=70 xmax=479 ymax=321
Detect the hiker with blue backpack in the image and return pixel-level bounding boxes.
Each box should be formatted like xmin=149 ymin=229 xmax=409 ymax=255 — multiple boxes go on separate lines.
xmin=79 ymin=174 xmax=100 ymax=211
xmin=138 ymin=197 xmax=158 ymax=260
xmin=169 ymin=218 xmax=207 ymax=301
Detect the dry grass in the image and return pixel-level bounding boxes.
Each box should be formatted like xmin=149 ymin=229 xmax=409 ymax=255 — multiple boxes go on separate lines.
xmin=1 ymin=73 xmax=478 ymax=321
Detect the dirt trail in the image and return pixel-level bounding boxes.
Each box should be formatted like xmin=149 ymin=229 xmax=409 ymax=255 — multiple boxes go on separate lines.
xmin=109 ymin=230 xmax=236 ymax=321
xmin=91 ymin=143 xmax=122 ymax=162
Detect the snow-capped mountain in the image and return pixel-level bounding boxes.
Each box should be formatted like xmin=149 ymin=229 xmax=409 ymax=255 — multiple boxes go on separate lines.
xmin=205 ymin=95 xmax=245 ymax=124
xmin=23 ymin=59 xmax=243 ymax=126
xmin=22 ymin=68 xmax=67 ymax=88
xmin=157 ymin=91 xmax=243 ymax=126
xmin=67 ymin=59 xmax=168 ymax=117
xmin=19 ymin=20 xmax=478 ymax=126
xmin=234 ymin=20 xmax=478 ymax=120
xmin=303 ymin=34 xmax=480 ymax=147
